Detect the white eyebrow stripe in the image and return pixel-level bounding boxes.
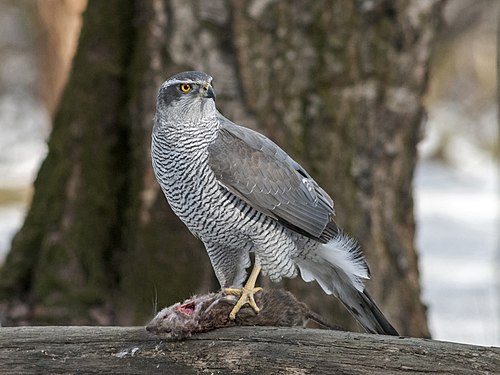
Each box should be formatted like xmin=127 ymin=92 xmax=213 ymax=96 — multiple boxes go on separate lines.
xmin=165 ymin=79 xmax=208 ymax=86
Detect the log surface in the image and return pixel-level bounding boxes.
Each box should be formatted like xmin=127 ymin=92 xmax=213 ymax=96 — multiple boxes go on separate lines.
xmin=0 ymin=326 xmax=498 ymax=374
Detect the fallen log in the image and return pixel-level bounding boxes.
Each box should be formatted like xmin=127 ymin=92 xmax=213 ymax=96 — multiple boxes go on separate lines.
xmin=0 ymin=326 xmax=497 ymax=374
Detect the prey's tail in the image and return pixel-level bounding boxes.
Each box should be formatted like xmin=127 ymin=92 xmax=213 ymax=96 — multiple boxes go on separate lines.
xmin=297 ymin=233 xmax=399 ymax=336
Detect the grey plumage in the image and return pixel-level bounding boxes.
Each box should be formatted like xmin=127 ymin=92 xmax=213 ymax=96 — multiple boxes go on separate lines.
xmin=152 ymin=71 xmax=398 ymax=335
xmin=208 ymin=118 xmax=338 ymax=242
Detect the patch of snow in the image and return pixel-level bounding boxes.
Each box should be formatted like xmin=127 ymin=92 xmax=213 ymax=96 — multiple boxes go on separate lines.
xmin=415 ymin=160 xmax=499 ymax=346
xmin=0 ymin=95 xmax=49 ymax=189
xmin=0 ymin=204 xmax=26 ymax=264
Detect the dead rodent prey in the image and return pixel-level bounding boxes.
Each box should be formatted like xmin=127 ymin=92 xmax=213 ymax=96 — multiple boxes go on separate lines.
xmin=146 ymin=288 xmax=343 ymax=339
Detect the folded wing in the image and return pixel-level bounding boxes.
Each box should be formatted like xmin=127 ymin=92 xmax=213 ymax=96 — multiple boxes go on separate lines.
xmin=207 ymin=116 xmax=338 ymax=243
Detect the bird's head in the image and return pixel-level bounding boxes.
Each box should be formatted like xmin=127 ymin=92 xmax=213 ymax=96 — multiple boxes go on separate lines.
xmin=156 ymin=71 xmax=216 ymax=126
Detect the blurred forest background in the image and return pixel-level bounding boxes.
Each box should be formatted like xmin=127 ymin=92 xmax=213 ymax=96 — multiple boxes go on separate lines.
xmin=0 ymin=0 xmax=497 ymax=346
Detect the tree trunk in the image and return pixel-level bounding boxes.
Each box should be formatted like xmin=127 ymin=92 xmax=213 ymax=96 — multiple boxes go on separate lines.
xmin=1 ymin=326 xmax=498 ymax=375
xmin=36 ymin=0 xmax=87 ymax=117
xmin=0 ymin=0 xmax=443 ymax=337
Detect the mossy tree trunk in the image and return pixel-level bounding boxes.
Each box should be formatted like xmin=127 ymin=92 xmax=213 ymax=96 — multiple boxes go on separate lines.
xmin=0 ymin=0 xmax=442 ymax=336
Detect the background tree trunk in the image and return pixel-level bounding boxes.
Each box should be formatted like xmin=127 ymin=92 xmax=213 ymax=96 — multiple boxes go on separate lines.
xmin=36 ymin=0 xmax=87 ymax=118
xmin=0 ymin=0 xmax=442 ymax=337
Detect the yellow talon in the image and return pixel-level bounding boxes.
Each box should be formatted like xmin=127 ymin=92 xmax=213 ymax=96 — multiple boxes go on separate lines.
xmin=224 ymin=264 xmax=262 ymax=320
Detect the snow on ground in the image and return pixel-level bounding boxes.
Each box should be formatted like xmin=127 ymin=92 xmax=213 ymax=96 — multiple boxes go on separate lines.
xmin=0 ymin=203 xmax=25 ymax=265
xmin=415 ymin=160 xmax=499 ymax=346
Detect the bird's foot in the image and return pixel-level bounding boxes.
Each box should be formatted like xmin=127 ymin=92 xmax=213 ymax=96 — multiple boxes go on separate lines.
xmin=224 ymin=285 xmax=263 ymax=320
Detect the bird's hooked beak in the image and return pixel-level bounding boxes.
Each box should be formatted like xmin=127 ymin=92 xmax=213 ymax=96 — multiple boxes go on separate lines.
xmin=202 ymin=83 xmax=216 ymax=99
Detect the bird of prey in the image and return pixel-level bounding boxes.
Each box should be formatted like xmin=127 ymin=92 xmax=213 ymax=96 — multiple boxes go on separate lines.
xmin=151 ymin=71 xmax=399 ymax=335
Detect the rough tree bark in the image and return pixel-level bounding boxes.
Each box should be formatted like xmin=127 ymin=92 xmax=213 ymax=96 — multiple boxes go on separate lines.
xmin=0 ymin=327 xmax=498 ymax=374
xmin=0 ymin=0 xmax=442 ymax=336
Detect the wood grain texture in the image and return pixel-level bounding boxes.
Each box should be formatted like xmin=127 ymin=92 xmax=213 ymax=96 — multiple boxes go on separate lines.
xmin=0 ymin=326 xmax=497 ymax=374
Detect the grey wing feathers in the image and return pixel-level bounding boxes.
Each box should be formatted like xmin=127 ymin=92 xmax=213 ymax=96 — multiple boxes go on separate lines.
xmin=207 ymin=115 xmax=338 ymax=243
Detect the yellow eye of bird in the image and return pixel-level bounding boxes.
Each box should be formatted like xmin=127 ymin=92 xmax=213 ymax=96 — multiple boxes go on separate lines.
xmin=180 ymin=84 xmax=192 ymax=93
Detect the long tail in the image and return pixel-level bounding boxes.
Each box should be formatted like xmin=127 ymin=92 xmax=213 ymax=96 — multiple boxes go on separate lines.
xmin=297 ymin=233 xmax=399 ymax=336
